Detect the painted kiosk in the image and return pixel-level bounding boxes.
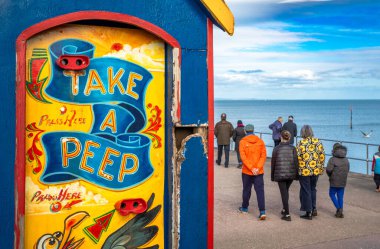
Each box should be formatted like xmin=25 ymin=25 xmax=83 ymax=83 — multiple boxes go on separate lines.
xmin=0 ymin=1 xmax=234 ymax=248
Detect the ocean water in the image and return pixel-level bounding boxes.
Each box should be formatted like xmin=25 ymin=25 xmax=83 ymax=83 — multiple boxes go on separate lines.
xmin=215 ymin=100 xmax=380 ymax=174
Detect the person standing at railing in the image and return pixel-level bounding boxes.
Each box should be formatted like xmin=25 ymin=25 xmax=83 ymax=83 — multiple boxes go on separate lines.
xmin=233 ymin=120 xmax=246 ymax=169
xmin=271 ymin=130 xmax=299 ymax=221
xmin=282 ymin=115 xmax=297 ymax=145
xmin=238 ymin=124 xmax=267 ymax=220
xmin=326 ymin=143 xmax=349 ymax=218
xmin=269 ymin=117 xmax=283 ymax=147
xmin=371 ymin=146 xmax=380 ymax=192
xmin=296 ymin=125 xmax=325 ymax=220
xmin=214 ymin=113 xmax=234 ymax=168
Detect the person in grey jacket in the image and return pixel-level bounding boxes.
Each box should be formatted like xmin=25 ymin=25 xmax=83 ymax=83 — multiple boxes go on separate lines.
xmin=271 ymin=130 xmax=299 ymax=221
xmin=214 ymin=113 xmax=233 ymax=168
xmin=326 ymin=143 xmax=350 ymax=218
xmin=233 ymin=120 xmax=246 ymax=168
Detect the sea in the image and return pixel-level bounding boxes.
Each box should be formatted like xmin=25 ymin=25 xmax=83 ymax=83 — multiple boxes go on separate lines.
xmin=215 ymin=100 xmax=380 ymax=175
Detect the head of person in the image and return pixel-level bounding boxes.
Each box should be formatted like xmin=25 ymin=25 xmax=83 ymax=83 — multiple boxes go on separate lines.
xmin=280 ymin=130 xmax=291 ymax=143
xmin=378 ymin=145 xmax=380 ymax=152
xmin=288 ymin=115 xmax=294 ymax=122
xmin=300 ymin=125 xmax=314 ymax=139
xmin=221 ymin=113 xmax=227 ymax=121
xmin=244 ymin=124 xmax=254 ymax=134
xmin=278 ymin=116 xmax=283 ymax=123
xmin=332 ymin=142 xmax=342 ymax=153
xmin=237 ymin=120 xmax=243 ymax=127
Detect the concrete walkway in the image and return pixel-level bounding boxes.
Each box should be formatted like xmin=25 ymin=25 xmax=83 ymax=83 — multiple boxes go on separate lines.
xmin=214 ymin=151 xmax=380 ymax=249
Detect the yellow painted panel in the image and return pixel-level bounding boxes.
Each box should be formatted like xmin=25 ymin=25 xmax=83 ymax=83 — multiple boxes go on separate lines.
xmin=200 ymin=0 xmax=235 ymax=35
xmin=25 ymin=24 xmax=165 ymax=248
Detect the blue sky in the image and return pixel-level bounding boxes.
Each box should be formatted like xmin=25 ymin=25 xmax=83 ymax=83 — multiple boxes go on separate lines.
xmin=214 ymin=0 xmax=380 ymax=99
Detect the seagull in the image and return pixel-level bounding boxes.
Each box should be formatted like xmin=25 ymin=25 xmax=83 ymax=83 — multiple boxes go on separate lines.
xmin=360 ymin=130 xmax=373 ymax=138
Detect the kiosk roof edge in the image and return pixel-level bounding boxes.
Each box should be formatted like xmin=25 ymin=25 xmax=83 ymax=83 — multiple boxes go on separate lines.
xmin=198 ymin=0 xmax=235 ymax=35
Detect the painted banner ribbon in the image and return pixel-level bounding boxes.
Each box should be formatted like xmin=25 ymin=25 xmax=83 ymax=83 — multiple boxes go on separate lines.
xmin=40 ymin=39 xmax=154 ymax=190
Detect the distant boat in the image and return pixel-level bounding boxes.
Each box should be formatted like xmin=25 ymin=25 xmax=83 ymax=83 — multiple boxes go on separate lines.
xmin=360 ymin=130 xmax=373 ymax=138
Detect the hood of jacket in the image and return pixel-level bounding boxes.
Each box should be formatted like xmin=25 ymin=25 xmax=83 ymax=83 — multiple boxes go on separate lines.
xmin=333 ymin=145 xmax=347 ymax=158
xmin=243 ymin=134 xmax=261 ymax=145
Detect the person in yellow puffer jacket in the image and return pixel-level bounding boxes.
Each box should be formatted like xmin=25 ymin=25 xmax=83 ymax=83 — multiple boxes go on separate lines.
xmin=296 ymin=125 xmax=325 ymax=220
xmin=238 ymin=124 xmax=267 ymax=220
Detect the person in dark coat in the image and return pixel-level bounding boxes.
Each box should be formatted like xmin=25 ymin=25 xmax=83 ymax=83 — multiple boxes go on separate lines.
xmin=214 ymin=113 xmax=233 ymax=168
xmin=233 ymin=120 xmax=246 ymax=168
xmin=271 ymin=130 xmax=299 ymax=221
xmin=282 ymin=115 xmax=297 ymax=145
xmin=269 ymin=117 xmax=283 ymax=147
xmin=326 ymin=143 xmax=350 ymax=218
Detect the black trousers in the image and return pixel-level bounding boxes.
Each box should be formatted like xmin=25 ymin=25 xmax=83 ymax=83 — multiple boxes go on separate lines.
xmin=299 ymin=175 xmax=319 ymax=212
xmin=274 ymin=139 xmax=281 ymax=147
xmin=217 ymin=144 xmax=230 ymax=166
xmin=242 ymin=173 xmax=265 ymax=211
xmin=374 ymin=174 xmax=380 ymax=188
xmin=236 ymin=146 xmax=242 ymax=165
xmin=278 ymin=180 xmax=293 ymax=215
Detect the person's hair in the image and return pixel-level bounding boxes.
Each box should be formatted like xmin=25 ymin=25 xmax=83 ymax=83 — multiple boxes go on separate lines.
xmin=278 ymin=116 xmax=282 ymax=120
xmin=300 ymin=125 xmax=314 ymax=138
xmin=281 ymin=130 xmax=291 ymax=142
xmin=333 ymin=142 xmax=341 ymax=151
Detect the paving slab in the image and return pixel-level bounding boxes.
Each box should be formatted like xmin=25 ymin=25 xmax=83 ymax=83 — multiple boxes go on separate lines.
xmin=214 ymin=150 xmax=380 ymax=249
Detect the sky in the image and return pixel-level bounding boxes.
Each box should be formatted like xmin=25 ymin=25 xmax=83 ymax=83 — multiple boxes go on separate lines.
xmin=214 ymin=0 xmax=380 ymax=99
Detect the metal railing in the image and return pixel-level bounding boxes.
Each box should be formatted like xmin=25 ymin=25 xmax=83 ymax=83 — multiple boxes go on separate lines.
xmin=214 ymin=131 xmax=379 ymax=175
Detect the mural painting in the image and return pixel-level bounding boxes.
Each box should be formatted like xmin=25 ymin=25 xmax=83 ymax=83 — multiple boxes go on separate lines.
xmin=24 ymin=24 xmax=165 ymax=248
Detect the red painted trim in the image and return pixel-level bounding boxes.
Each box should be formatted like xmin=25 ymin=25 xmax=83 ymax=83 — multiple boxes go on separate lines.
xmin=207 ymin=19 xmax=214 ymax=249
xmin=14 ymin=11 xmax=181 ymax=249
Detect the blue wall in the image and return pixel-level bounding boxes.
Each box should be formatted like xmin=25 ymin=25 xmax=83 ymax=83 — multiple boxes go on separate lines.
xmin=0 ymin=0 xmax=210 ymax=248
xmin=179 ymin=137 xmax=208 ymax=249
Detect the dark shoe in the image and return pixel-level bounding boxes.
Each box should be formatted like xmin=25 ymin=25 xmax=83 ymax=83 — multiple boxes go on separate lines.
xmin=225 ymin=165 xmax=228 ymax=168
xmin=281 ymin=214 xmax=291 ymax=221
xmin=335 ymin=208 xmax=344 ymax=218
xmin=215 ymin=160 xmax=221 ymax=166
xmin=238 ymin=207 xmax=248 ymax=213
xmin=237 ymin=165 xmax=242 ymax=169
xmin=300 ymin=212 xmax=312 ymax=220
xmin=312 ymin=209 xmax=318 ymax=216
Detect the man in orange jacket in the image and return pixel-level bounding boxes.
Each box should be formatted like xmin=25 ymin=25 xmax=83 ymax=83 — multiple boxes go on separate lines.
xmin=238 ymin=124 xmax=267 ymax=220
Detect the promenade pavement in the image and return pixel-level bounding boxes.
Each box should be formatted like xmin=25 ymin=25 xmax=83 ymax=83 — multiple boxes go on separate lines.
xmin=214 ymin=150 xmax=380 ymax=249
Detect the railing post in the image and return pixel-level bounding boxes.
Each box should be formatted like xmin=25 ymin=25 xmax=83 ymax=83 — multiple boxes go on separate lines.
xmin=366 ymin=144 xmax=369 ymax=175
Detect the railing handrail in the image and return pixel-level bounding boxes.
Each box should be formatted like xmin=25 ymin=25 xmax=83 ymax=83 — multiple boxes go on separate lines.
xmin=214 ymin=131 xmax=379 ymax=175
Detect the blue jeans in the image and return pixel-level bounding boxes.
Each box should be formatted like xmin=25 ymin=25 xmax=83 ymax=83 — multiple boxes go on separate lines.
xmin=329 ymin=187 xmax=345 ymax=209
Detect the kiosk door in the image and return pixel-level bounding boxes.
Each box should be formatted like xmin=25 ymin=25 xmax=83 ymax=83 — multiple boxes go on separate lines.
xmin=24 ymin=23 xmax=166 ymax=249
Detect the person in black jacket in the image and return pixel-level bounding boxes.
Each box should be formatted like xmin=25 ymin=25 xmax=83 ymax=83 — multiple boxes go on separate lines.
xmin=233 ymin=120 xmax=246 ymax=168
xmin=271 ymin=130 xmax=299 ymax=221
xmin=282 ymin=115 xmax=297 ymax=145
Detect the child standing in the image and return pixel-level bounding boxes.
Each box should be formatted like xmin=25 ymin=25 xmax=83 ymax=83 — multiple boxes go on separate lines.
xmin=326 ymin=143 xmax=350 ymax=218
xmin=372 ymin=146 xmax=380 ymax=192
